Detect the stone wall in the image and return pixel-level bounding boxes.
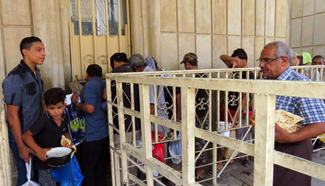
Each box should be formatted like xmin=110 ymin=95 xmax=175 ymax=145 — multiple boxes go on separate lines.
xmin=130 ymin=0 xmax=290 ymax=70
xmin=0 ymin=0 xmax=71 ymax=184
xmin=0 ymin=0 xmax=71 ymax=91
xmin=290 ymin=0 xmax=325 ymax=57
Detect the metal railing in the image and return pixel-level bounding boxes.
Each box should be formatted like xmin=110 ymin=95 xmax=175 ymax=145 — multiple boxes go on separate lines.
xmin=106 ymin=65 xmax=325 ymax=186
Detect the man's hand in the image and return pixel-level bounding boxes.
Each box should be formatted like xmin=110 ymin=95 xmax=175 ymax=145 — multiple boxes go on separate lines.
xmin=18 ymin=144 xmax=35 ymax=162
xmin=71 ymin=92 xmax=78 ymax=105
xmin=275 ymin=123 xmax=292 ymax=143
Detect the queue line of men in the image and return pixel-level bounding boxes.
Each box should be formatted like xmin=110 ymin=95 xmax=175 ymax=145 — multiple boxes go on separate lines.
xmin=3 ymin=36 xmax=325 ymax=186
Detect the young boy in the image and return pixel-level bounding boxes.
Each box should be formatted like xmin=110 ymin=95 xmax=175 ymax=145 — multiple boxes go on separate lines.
xmin=23 ymin=88 xmax=70 ymax=186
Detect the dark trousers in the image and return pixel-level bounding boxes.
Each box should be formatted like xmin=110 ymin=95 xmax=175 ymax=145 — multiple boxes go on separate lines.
xmin=274 ymin=139 xmax=312 ymax=186
xmin=79 ymin=137 xmax=109 ymax=186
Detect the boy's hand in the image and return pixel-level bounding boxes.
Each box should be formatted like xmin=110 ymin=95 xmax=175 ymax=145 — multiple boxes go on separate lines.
xmin=36 ymin=148 xmax=51 ymax=161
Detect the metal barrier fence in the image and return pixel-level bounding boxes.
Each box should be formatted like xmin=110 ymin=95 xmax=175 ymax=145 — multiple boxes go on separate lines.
xmin=106 ymin=65 xmax=325 ymax=186
xmin=0 ymin=65 xmax=325 ymax=185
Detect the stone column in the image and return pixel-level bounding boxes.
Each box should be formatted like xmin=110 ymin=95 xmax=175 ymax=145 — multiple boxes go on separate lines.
xmin=31 ymin=0 xmax=71 ymax=90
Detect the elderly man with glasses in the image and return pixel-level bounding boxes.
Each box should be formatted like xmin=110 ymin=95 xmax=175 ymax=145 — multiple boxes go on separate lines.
xmin=258 ymin=41 xmax=325 ymax=186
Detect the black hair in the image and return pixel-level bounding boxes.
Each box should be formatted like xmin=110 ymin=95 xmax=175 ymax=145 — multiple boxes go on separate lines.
xmin=44 ymin=88 xmax=66 ymax=106
xmin=20 ymin=36 xmax=42 ymax=57
xmin=231 ymin=48 xmax=248 ymax=60
xmin=312 ymin=55 xmax=324 ymax=61
xmin=87 ymin=64 xmax=102 ymax=77
xmin=110 ymin=52 xmax=128 ymax=69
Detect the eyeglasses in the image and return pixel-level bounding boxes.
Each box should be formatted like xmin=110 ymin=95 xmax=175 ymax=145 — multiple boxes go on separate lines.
xmin=257 ymin=56 xmax=283 ymax=63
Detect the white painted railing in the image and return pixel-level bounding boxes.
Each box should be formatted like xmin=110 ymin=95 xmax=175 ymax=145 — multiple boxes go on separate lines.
xmin=106 ymin=66 xmax=325 ymax=186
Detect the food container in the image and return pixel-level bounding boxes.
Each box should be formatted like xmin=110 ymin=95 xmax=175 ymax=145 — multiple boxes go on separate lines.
xmin=46 ymin=147 xmax=72 ymax=168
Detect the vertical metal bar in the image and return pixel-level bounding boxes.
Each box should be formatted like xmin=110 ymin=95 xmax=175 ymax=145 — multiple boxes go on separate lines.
xmin=106 ymin=78 xmax=117 ymax=186
xmin=131 ymin=83 xmax=136 ymax=146
xmin=126 ymin=0 xmax=131 ymax=56
xmin=117 ymin=0 xmax=122 ymax=51
xmin=153 ymin=84 xmax=158 ymax=143
xmin=104 ymin=0 xmax=111 ymax=72
xmin=239 ymin=71 xmax=243 ymax=128
xmin=212 ymin=142 xmax=217 ymax=186
xmin=225 ymin=73 xmax=229 ymax=130
xmin=140 ymin=84 xmax=154 ymax=186
xmin=181 ymin=87 xmax=196 ymax=185
xmin=116 ymin=82 xmax=128 ymax=184
xmin=173 ymin=78 xmax=177 ymax=139
xmin=91 ymin=0 xmax=97 ymax=63
xmin=209 ymin=89 xmax=212 ymax=131
xmin=68 ymin=1 xmax=75 ymax=80
xmin=77 ymin=0 xmax=84 ymax=79
xmin=321 ymin=68 xmax=324 ymax=81
xmin=254 ymin=94 xmax=276 ymax=186
xmin=225 ymin=91 xmax=228 ymax=130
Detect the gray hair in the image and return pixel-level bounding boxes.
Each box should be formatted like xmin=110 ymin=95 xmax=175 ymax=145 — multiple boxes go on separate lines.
xmin=129 ymin=54 xmax=147 ymax=67
xmin=264 ymin=41 xmax=293 ymax=64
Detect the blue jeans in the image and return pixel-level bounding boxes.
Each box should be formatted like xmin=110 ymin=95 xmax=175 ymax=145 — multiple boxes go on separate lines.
xmin=8 ymin=130 xmax=27 ymax=186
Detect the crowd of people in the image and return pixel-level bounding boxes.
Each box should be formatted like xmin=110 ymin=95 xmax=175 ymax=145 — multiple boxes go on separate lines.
xmin=3 ymin=36 xmax=325 ymax=186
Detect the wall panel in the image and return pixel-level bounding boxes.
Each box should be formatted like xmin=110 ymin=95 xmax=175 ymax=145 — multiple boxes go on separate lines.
xmin=212 ymin=0 xmax=227 ymax=34
xmin=178 ymin=0 xmax=195 ymax=32
xmin=3 ymin=28 xmax=32 ymax=72
xmin=160 ymin=0 xmax=177 ymax=32
xmin=213 ymin=35 xmax=227 ymax=68
xmin=160 ymin=33 xmax=178 ymax=70
xmin=227 ymin=0 xmax=241 ymax=35
xmin=196 ymin=0 xmax=211 ymax=34
xmin=196 ymin=35 xmax=211 ymax=69
xmin=242 ymin=0 xmax=255 ymax=36
xmin=265 ymin=0 xmax=275 ymax=37
xmin=178 ymin=33 xmax=195 ymax=69
xmin=255 ymin=0 xmax=265 ymax=36
xmin=242 ymin=36 xmax=255 ymax=67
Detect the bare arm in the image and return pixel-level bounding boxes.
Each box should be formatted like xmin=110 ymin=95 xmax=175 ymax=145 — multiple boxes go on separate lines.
xmin=71 ymin=92 xmax=95 ymax=114
xmin=23 ymin=130 xmax=49 ymax=161
xmin=150 ymin=104 xmax=155 ymax=115
xmin=7 ymin=105 xmax=34 ymax=162
xmin=102 ymin=87 xmax=107 ymax=100
xmin=275 ymin=122 xmax=325 ymax=143
xmin=76 ymin=103 xmax=95 ymax=114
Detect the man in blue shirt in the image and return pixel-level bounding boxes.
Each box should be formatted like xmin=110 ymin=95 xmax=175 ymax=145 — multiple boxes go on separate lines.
xmin=2 ymin=36 xmax=45 ymax=185
xmin=259 ymin=41 xmax=325 ymax=186
xmin=72 ymin=64 xmax=108 ymax=186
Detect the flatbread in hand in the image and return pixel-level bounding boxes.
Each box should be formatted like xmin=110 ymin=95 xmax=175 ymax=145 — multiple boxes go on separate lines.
xmin=275 ymin=109 xmax=304 ymax=133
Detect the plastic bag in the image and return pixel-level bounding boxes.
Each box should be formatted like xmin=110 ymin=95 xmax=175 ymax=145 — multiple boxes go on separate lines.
xmin=64 ymin=104 xmax=86 ymax=145
xmin=136 ymin=132 xmax=165 ymax=176
xmin=168 ymin=133 xmax=182 ymax=164
xmin=51 ymin=156 xmax=84 ymax=186
xmin=21 ymin=158 xmax=40 ymax=186
xmin=151 ymin=131 xmax=165 ymax=163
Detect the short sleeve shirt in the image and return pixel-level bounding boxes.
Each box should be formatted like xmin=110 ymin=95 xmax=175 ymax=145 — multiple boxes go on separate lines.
xmin=29 ymin=113 xmax=68 ymax=170
xmin=81 ymin=77 xmax=108 ymax=142
xmin=276 ymin=67 xmax=325 ymax=125
xmin=228 ymin=71 xmax=255 ymax=111
xmin=2 ymin=60 xmax=43 ymax=133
